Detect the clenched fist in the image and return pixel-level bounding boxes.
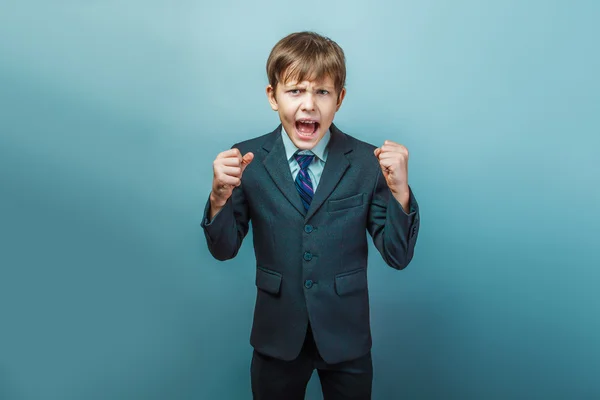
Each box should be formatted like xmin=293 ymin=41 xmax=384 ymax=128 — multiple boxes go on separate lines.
xmin=374 ymin=140 xmax=411 ymax=213
xmin=209 ymin=148 xmax=254 ymax=219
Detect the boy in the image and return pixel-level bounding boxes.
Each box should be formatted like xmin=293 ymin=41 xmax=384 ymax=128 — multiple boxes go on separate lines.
xmin=201 ymin=31 xmax=420 ymax=400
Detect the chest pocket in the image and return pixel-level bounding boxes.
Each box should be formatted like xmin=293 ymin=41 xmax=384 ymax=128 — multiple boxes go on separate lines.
xmin=328 ymin=193 xmax=364 ymax=212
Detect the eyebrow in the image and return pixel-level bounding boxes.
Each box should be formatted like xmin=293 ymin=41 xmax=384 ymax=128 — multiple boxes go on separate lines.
xmin=283 ymin=82 xmax=334 ymax=90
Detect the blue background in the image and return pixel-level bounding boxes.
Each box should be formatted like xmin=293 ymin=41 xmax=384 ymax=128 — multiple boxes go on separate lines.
xmin=1 ymin=1 xmax=598 ymax=399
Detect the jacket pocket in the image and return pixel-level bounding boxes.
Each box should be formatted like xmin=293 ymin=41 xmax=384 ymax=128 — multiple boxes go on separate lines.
xmin=328 ymin=193 xmax=364 ymax=213
xmin=256 ymin=267 xmax=282 ymax=295
xmin=335 ymin=268 xmax=367 ymax=296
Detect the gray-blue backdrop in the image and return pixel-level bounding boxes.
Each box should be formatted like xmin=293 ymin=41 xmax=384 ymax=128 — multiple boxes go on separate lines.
xmin=1 ymin=1 xmax=598 ymax=399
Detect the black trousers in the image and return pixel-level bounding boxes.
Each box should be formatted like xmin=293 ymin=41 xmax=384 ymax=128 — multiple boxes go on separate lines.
xmin=250 ymin=325 xmax=373 ymax=400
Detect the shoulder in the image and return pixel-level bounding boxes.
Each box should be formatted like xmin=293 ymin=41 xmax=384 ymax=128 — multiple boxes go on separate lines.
xmin=231 ymin=130 xmax=275 ymax=153
xmin=332 ymin=124 xmax=376 ymax=150
xmin=332 ymin=125 xmax=379 ymax=167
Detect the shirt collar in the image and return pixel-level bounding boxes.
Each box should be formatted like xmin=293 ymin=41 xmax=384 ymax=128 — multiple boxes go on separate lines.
xmin=281 ymin=125 xmax=330 ymax=162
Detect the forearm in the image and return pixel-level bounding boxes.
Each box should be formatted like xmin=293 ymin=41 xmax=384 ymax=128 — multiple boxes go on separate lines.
xmin=209 ymin=191 xmax=226 ymax=221
xmin=379 ymin=194 xmax=419 ymax=269
xmin=391 ymin=185 xmax=411 ymax=215
xmin=368 ymin=173 xmax=420 ymax=270
xmin=201 ymin=189 xmax=250 ymax=261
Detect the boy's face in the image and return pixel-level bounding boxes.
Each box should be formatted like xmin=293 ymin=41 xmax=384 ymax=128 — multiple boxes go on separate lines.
xmin=266 ymin=74 xmax=346 ymax=150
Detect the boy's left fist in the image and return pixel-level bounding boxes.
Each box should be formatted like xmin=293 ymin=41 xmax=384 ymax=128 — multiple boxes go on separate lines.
xmin=374 ymin=140 xmax=409 ymax=197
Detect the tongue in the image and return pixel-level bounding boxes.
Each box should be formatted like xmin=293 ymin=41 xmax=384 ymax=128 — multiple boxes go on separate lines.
xmin=297 ymin=122 xmax=316 ymax=134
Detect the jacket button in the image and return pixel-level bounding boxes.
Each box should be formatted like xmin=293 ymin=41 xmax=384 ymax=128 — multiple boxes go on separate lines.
xmin=304 ymin=279 xmax=313 ymax=289
xmin=303 ymin=252 xmax=312 ymax=261
xmin=304 ymin=224 xmax=313 ymax=233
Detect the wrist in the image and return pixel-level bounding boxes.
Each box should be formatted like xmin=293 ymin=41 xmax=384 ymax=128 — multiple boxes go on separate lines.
xmin=390 ymin=185 xmax=410 ymax=213
xmin=390 ymin=183 xmax=409 ymax=197
xmin=209 ymin=191 xmax=227 ymax=218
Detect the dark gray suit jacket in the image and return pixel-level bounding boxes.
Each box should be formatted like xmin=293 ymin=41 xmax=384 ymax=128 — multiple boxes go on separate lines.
xmin=201 ymin=123 xmax=420 ymax=364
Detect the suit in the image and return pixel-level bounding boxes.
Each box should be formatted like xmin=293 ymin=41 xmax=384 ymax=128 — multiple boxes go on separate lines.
xmin=201 ymin=123 xmax=420 ymax=366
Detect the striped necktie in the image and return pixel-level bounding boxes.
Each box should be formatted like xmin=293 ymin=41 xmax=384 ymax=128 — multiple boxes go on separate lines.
xmin=294 ymin=152 xmax=315 ymax=211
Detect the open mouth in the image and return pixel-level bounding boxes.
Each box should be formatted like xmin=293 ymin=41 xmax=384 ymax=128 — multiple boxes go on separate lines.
xmin=295 ymin=119 xmax=320 ymax=138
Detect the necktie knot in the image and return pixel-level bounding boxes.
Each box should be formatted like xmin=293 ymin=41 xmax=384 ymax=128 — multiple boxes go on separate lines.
xmin=294 ymin=152 xmax=314 ymax=171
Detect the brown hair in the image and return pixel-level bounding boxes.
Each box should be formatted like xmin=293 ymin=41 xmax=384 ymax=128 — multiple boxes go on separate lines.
xmin=266 ymin=31 xmax=346 ymax=95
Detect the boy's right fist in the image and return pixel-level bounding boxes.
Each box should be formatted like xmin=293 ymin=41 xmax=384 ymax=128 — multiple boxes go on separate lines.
xmin=209 ymin=148 xmax=254 ymax=215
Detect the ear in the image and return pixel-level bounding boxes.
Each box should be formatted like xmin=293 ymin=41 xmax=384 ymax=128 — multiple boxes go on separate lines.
xmin=335 ymin=87 xmax=346 ymax=111
xmin=266 ymin=85 xmax=279 ymax=111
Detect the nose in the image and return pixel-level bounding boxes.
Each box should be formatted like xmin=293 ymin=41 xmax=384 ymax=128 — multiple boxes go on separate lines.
xmin=301 ymin=93 xmax=315 ymax=111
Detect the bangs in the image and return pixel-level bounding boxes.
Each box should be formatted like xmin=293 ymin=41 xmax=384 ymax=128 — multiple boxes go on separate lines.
xmin=279 ymin=53 xmax=340 ymax=87
xmin=267 ymin=32 xmax=346 ymax=93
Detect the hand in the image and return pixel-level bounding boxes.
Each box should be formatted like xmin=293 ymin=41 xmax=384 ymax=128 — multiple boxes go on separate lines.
xmin=210 ymin=148 xmax=254 ymax=216
xmin=374 ymin=140 xmax=410 ymax=210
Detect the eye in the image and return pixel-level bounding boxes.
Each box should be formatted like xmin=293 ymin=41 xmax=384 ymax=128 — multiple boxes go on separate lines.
xmin=288 ymin=89 xmax=301 ymax=95
xmin=318 ymin=89 xmax=330 ymax=95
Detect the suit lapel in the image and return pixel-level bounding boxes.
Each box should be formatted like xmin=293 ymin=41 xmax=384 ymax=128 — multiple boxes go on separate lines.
xmin=261 ymin=124 xmax=354 ymax=221
xmin=305 ymin=124 xmax=353 ymax=221
xmin=262 ymin=126 xmax=306 ymax=217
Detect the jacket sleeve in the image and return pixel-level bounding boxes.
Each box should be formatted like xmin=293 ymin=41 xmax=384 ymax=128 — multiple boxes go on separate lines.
xmin=367 ymin=168 xmax=420 ymax=270
xmin=201 ymin=181 xmax=250 ymax=261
